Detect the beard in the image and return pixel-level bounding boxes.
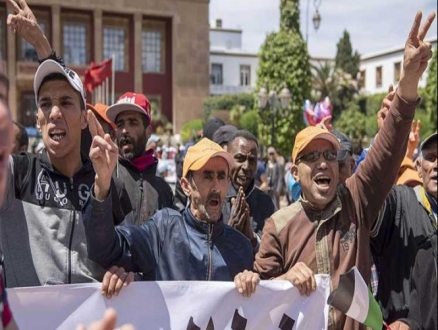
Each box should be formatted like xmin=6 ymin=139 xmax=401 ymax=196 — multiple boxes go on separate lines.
xmin=118 ymin=134 xmax=147 ymax=161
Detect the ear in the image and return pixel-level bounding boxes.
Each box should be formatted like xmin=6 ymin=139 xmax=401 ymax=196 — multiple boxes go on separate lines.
xmin=146 ymin=125 xmax=153 ymax=138
xmin=36 ymin=114 xmax=41 ymax=132
xmin=180 ymin=177 xmax=192 ymax=197
xmin=291 ymin=164 xmax=300 ymax=183
xmin=80 ymin=110 xmax=88 ymax=130
xmin=415 ymin=158 xmax=423 ymax=178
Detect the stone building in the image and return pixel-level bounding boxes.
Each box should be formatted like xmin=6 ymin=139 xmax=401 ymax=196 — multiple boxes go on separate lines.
xmin=0 ymin=0 xmax=209 ymax=132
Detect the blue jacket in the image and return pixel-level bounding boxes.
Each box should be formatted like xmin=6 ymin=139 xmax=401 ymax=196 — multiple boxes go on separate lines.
xmin=84 ymin=190 xmax=254 ymax=281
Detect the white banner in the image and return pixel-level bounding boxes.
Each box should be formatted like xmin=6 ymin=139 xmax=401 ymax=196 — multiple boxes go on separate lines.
xmin=7 ymin=276 xmax=330 ymax=330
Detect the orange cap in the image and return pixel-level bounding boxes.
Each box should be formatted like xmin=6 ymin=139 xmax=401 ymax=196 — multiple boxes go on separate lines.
xmin=292 ymin=126 xmax=341 ymax=163
xmin=397 ymin=156 xmax=422 ymax=187
xmin=182 ymin=138 xmax=235 ymax=178
xmin=87 ymin=103 xmax=116 ymax=129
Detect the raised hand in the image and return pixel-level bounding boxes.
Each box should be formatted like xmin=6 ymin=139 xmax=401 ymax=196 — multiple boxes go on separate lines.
xmin=6 ymin=0 xmax=52 ymax=59
xmin=88 ymin=110 xmax=118 ymax=201
xmin=229 ymin=187 xmax=249 ymax=232
xmin=398 ymin=11 xmax=436 ymax=102
xmin=377 ymin=85 xmax=395 ymax=131
xmin=406 ymin=120 xmax=421 ymax=159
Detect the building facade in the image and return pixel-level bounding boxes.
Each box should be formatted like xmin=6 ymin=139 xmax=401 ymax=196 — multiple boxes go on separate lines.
xmin=359 ymin=36 xmax=437 ymax=95
xmin=0 ymin=0 xmax=209 ymax=132
xmin=209 ymin=19 xmax=258 ymax=96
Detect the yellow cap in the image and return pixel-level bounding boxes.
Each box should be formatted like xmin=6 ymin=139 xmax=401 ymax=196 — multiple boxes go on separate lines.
xmin=292 ymin=126 xmax=341 ymax=163
xmin=182 ymin=138 xmax=235 ymax=177
xmin=397 ymin=156 xmax=422 ymax=186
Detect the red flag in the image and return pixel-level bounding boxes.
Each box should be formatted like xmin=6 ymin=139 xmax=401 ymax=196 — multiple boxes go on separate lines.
xmin=84 ymin=58 xmax=112 ymax=93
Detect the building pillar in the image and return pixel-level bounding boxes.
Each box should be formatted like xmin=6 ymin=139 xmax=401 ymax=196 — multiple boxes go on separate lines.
xmin=94 ymin=9 xmax=103 ymax=62
xmin=6 ymin=23 xmax=17 ymax=120
xmin=51 ymin=5 xmax=61 ymax=54
xmin=133 ymin=13 xmax=143 ymax=93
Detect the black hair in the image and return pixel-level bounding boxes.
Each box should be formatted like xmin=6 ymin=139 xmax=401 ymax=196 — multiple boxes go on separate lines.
xmin=37 ymin=73 xmax=85 ymax=111
xmin=13 ymin=121 xmax=29 ymax=149
xmin=228 ymin=129 xmax=259 ymax=147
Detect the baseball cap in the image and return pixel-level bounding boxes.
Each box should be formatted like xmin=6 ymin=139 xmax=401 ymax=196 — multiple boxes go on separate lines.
xmin=332 ymin=130 xmax=353 ymax=161
xmin=203 ymin=117 xmax=225 ymax=140
xmin=106 ymin=92 xmax=151 ymax=125
xmin=212 ymin=125 xmax=238 ymax=146
xmin=397 ymin=156 xmax=422 ymax=187
xmin=420 ymin=132 xmax=437 ymax=151
xmin=182 ymin=138 xmax=234 ymax=178
xmin=34 ymin=60 xmax=86 ymax=108
xmin=292 ymin=126 xmax=341 ymax=163
xmin=86 ymin=103 xmax=116 ymax=129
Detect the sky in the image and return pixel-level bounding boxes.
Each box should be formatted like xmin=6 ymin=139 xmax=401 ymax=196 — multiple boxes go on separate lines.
xmin=209 ymin=0 xmax=438 ymax=58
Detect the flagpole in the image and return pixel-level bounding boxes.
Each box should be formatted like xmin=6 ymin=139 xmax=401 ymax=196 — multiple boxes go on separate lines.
xmin=111 ymin=54 xmax=115 ymax=105
xmin=105 ymin=78 xmax=109 ymax=105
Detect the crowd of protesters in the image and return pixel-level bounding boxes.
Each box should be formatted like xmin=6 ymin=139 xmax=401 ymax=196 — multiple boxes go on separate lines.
xmin=0 ymin=1 xmax=436 ymax=330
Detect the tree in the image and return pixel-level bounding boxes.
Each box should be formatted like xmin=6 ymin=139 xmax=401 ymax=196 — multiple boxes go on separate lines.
xmin=335 ymin=30 xmax=361 ymax=78
xmin=331 ymin=30 xmax=361 ymax=118
xmin=311 ymin=62 xmax=359 ymax=119
xmin=256 ymin=0 xmax=311 ymax=156
xmin=424 ymin=47 xmax=437 ymax=130
xmin=334 ymin=102 xmax=367 ymax=143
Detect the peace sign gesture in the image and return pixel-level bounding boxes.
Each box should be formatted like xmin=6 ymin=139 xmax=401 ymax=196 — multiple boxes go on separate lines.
xmin=404 ymin=12 xmax=436 ymax=79
xmin=88 ymin=110 xmax=119 ymax=201
xmin=5 ymin=0 xmax=52 ymax=59
xmin=398 ymin=11 xmax=436 ymax=102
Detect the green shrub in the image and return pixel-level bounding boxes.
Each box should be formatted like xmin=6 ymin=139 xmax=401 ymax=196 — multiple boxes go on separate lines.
xmin=203 ymin=93 xmax=254 ymax=120
xmin=240 ymin=110 xmax=260 ymax=137
xmin=181 ymin=119 xmax=204 ymax=144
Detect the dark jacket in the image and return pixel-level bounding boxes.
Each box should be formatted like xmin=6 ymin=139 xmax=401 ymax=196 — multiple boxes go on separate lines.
xmin=371 ymin=185 xmax=436 ymax=323
xmin=222 ymin=180 xmax=276 ymax=235
xmin=399 ymin=232 xmax=437 ymax=330
xmin=0 ymin=151 xmax=131 ymax=288
xmin=115 ymin=157 xmax=175 ymax=226
xmin=84 ymin=192 xmax=254 ymax=281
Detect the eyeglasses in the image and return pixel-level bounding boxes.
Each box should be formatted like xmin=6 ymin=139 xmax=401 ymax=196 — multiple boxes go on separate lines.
xmin=296 ymin=149 xmax=338 ymax=164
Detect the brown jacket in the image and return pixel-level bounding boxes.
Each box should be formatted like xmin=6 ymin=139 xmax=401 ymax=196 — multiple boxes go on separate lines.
xmin=254 ymin=94 xmax=417 ymax=330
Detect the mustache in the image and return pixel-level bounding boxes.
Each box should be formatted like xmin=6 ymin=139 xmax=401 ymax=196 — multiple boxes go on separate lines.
xmin=119 ymin=135 xmax=134 ymax=146
xmin=206 ymin=192 xmax=221 ymax=203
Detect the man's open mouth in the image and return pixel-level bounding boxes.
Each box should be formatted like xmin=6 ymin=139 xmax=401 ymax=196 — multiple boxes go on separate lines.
xmin=314 ymin=176 xmax=331 ymax=187
xmin=208 ymin=199 xmax=220 ymax=207
xmin=49 ymin=129 xmax=66 ymax=142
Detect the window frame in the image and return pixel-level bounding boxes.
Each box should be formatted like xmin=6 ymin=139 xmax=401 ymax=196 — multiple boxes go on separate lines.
xmin=102 ymin=16 xmax=130 ymax=72
xmin=0 ymin=6 xmax=6 ymax=66
xmin=375 ymin=66 xmax=383 ymax=88
xmin=20 ymin=91 xmax=38 ymax=127
xmin=211 ymin=63 xmax=223 ymax=85
xmin=142 ymin=20 xmax=166 ymax=74
xmin=359 ymin=69 xmax=366 ymax=89
xmin=61 ymin=11 xmax=91 ymax=66
xmin=393 ymin=61 xmax=401 ymax=84
xmin=17 ymin=9 xmax=51 ymax=62
xmin=239 ymin=64 xmax=251 ymax=86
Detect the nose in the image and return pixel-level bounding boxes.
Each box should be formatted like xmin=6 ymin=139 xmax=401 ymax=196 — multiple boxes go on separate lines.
xmin=317 ymin=158 xmax=328 ymax=170
xmin=211 ymin=176 xmax=221 ymax=192
xmin=49 ymin=104 xmax=62 ymax=121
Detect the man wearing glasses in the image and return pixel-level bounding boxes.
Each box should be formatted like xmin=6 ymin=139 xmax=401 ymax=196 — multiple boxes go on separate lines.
xmin=234 ymin=10 xmax=436 ymax=326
